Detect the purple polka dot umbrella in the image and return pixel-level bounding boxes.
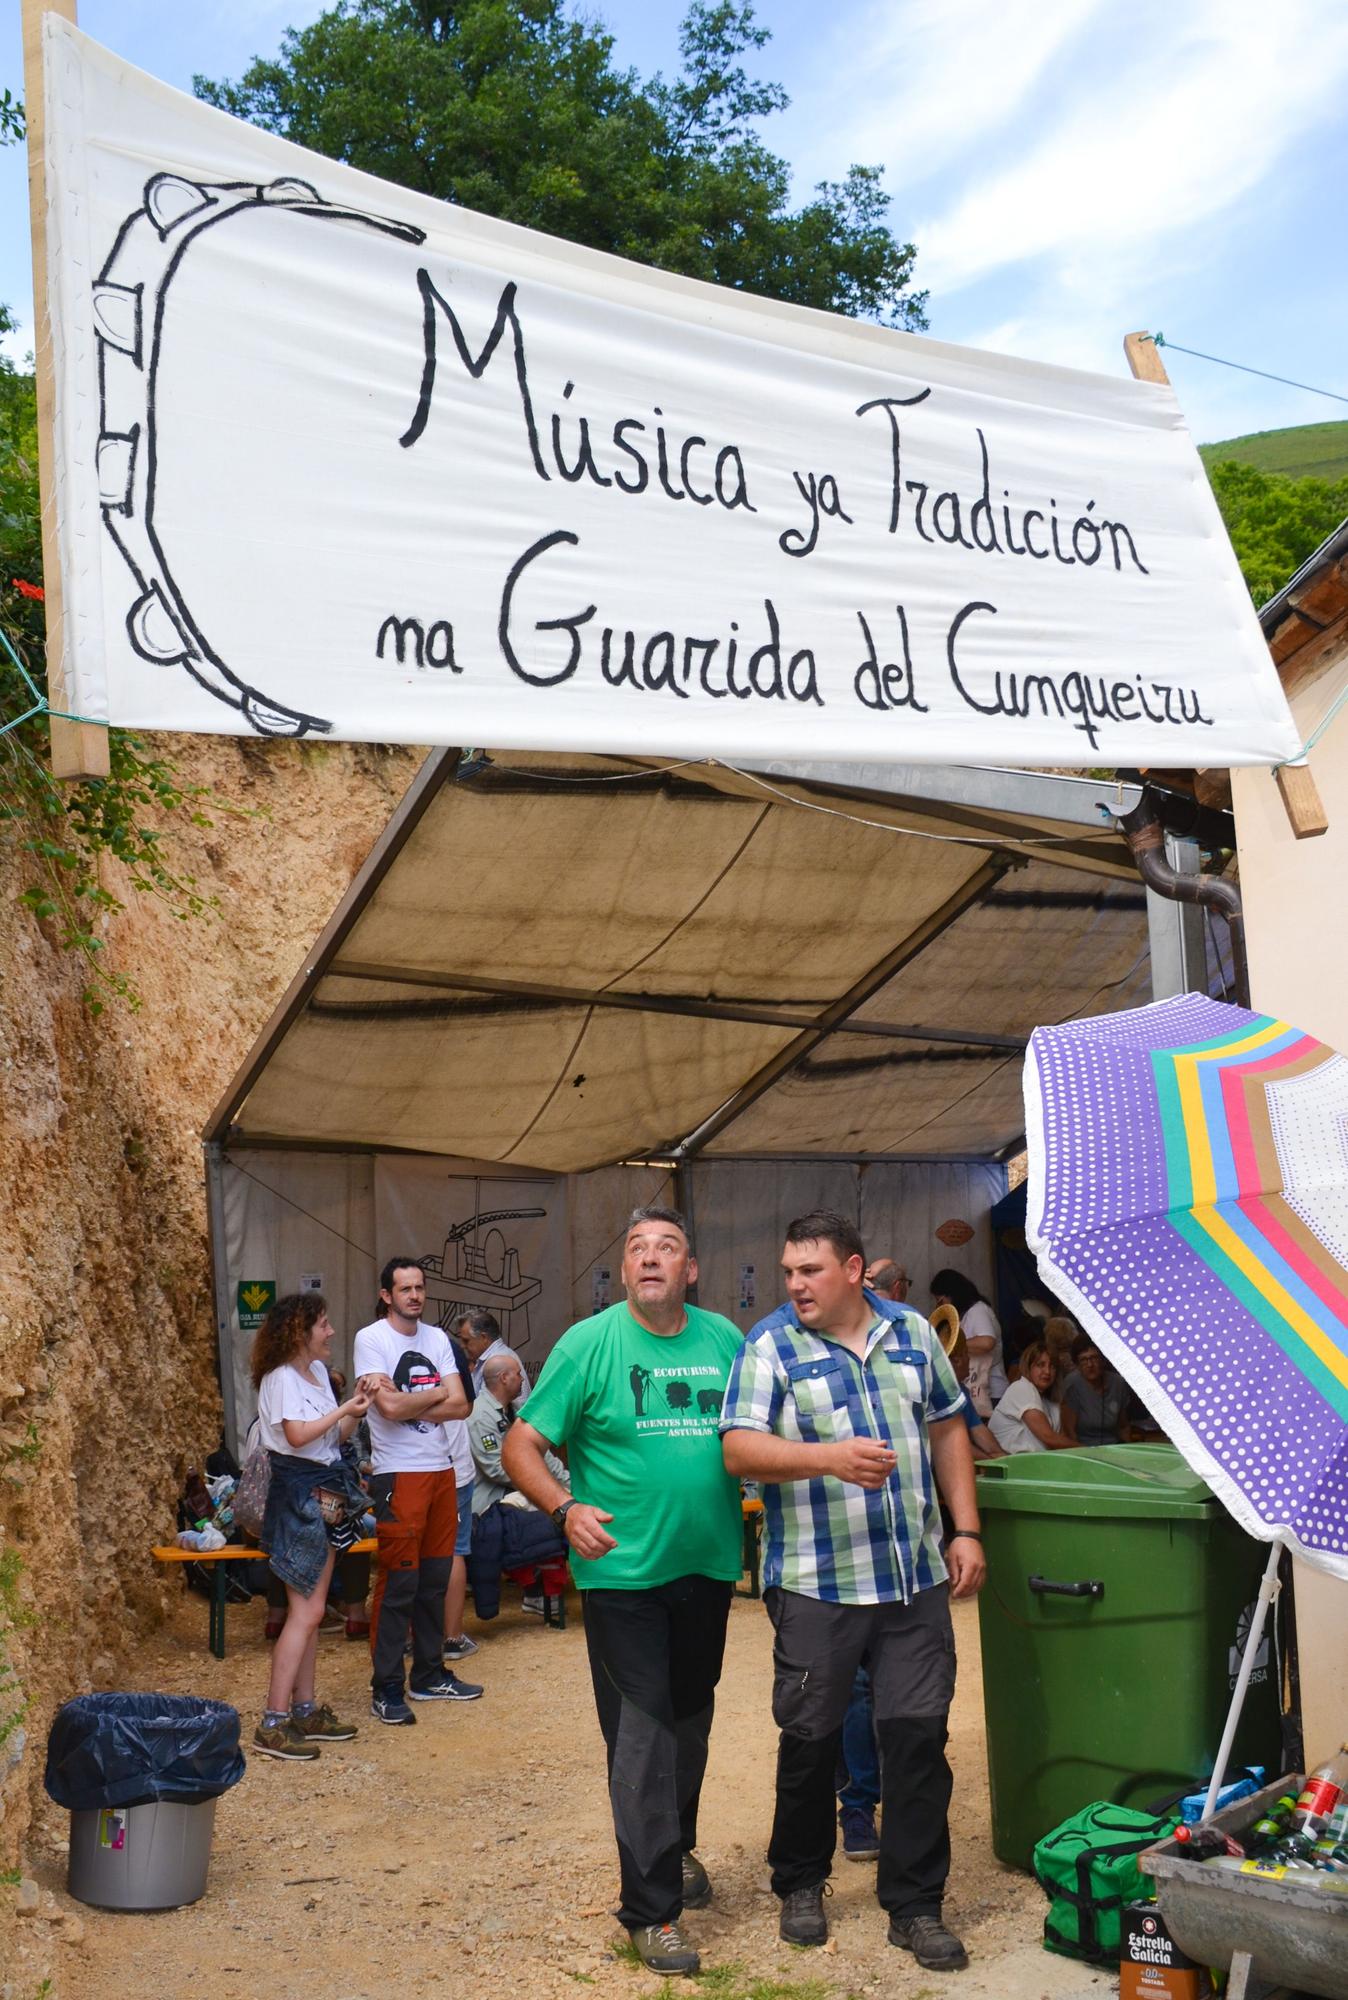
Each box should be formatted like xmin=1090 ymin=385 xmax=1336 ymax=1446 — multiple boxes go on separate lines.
xmin=1025 ymin=992 xmax=1348 ymax=1808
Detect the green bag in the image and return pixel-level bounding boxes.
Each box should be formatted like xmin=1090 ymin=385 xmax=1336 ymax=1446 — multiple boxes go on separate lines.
xmin=1032 ymin=1802 xmax=1178 ymax=1963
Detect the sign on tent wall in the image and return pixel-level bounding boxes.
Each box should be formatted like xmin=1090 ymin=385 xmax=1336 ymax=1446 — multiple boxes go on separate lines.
xmin=41 ymin=20 xmax=1297 ymax=767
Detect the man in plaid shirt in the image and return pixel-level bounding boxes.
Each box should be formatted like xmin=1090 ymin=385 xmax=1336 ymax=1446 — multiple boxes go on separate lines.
xmin=721 ymin=1210 xmax=985 ymax=1972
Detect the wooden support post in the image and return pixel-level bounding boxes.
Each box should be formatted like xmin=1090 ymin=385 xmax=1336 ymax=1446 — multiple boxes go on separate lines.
xmin=1125 ymin=331 xmax=1328 ymax=841
xmin=21 ymin=0 xmax=110 ymax=780
xmin=1274 ymin=763 xmax=1330 ymax=839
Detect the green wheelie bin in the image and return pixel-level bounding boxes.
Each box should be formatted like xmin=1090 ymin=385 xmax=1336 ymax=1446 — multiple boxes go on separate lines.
xmin=974 ymin=1444 xmax=1282 ymax=1870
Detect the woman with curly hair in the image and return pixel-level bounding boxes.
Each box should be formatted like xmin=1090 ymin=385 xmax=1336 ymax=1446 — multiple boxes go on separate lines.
xmin=251 ymin=1292 xmax=370 ymax=1761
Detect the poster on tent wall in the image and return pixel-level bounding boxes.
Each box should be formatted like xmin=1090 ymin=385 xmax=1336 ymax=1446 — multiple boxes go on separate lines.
xmin=41 ymin=22 xmax=1298 ymax=766
xmin=373 ymin=1159 xmax=569 ymax=1380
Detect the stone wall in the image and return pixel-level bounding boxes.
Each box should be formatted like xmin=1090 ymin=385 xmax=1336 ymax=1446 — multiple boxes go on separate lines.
xmin=0 ymin=737 xmax=421 ymax=1934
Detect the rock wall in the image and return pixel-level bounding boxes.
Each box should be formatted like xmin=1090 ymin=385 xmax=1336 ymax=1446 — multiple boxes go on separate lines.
xmin=0 ymin=737 xmax=421 ymax=1906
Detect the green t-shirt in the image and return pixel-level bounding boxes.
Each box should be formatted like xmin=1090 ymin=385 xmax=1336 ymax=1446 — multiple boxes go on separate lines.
xmin=524 ymin=1302 xmax=744 ymax=1591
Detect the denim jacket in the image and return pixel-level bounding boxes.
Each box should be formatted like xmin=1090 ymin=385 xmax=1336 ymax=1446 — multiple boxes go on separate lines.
xmin=263 ymin=1450 xmax=365 ymax=1597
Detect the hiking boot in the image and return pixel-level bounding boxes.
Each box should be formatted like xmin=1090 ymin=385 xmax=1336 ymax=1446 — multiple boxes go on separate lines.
xmin=887 ymin=1913 xmax=969 ymax=1971
xmin=779 ymin=1881 xmax=830 ymax=1945
xmin=407 ymin=1672 xmax=484 ymax=1701
xmin=370 ymin=1691 xmax=416 ymax=1726
xmin=681 ymin=1851 xmax=712 ymax=1909
xmin=840 ymin=1804 xmax=880 ymax=1860
xmin=292 ymin=1703 xmax=358 ymax=1742
xmin=628 ymin=1920 xmax=700 ymax=1974
xmin=253 ymin=1717 xmax=319 ymax=1762
xmin=442 ymin=1634 xmax=479 ymax=1660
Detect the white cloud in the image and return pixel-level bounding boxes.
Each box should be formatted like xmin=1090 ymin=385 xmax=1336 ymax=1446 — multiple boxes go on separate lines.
xmin=788 ymin=0 xmax=1106 ymax=187
xmin=913 ymin=0 xmax=1348 ymax=295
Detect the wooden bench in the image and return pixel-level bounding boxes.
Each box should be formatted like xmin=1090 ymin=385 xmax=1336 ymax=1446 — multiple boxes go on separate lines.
xmin=152 ymin=1540 xmax=377 ymax=1661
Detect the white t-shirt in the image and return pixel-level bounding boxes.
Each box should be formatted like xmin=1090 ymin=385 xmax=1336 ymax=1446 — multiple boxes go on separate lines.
xmin=989 ymin=1378 xmax=1062 ymax=1455
xmin=963 ymin=1300 xmax=1009 ymax=1416
xmin=353 ymin=1318 xmax=467 ymax=1478
xmin=256 ymin=1359 xmax=340 ymax=1464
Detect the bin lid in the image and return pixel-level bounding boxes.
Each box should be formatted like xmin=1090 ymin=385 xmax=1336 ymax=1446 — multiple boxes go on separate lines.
xmin=974 ymin=1443 xmax=1219 ymax=1519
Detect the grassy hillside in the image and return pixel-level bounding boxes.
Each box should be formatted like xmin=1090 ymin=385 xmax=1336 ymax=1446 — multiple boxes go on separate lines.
xmin=1199 ymin=420 xmax=1348 ymax=482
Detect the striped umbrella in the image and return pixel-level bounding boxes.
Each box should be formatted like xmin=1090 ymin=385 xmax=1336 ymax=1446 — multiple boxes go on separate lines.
xmin=1025 ymin=993 xmax=1348 ymax=1807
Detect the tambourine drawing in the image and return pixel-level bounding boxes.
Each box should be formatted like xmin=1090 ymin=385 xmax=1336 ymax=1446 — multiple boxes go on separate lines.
xmin=94 ymin=173 xmax=426 ymax=736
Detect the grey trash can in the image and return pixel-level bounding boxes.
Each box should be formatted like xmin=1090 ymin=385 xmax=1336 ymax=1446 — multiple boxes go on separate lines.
xmin=45 ymin=1692 xmax=244 ymax=1912
xmin=68 ymin=1797 xmax=218 ymax=1910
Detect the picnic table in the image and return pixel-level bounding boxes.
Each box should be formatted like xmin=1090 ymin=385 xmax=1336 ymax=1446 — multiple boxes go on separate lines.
xmin=151 ymin=1539 xmax=377 ymax=1660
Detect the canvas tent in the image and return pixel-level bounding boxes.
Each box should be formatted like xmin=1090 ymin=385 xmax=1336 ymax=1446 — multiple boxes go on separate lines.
xmin=205 ymin=751 xmax=1225 ymax=1447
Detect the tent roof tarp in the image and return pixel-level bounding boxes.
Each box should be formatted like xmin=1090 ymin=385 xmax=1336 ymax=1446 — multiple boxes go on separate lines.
xmin=210 ymin=754 xmax=1158 ymax=1172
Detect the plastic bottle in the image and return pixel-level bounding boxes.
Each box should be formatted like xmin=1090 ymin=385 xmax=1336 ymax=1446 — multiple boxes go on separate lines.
xmin=1247 ymin=1793 xmax=1299 ymax=1849
xmin=1287 ymin=1744 xmax=1348 ymax=1845
xmin=1174 ymin=1823 xmax=1245 ymax=1859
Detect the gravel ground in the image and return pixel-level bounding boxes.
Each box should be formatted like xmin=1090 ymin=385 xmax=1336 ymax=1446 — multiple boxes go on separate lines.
xmin=13 ymin=1584 xmax=1116 ymax=2000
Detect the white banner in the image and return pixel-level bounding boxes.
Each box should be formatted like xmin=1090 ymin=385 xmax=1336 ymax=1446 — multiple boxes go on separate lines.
xmin=43 ymin=22 xmax=1299 ymax=766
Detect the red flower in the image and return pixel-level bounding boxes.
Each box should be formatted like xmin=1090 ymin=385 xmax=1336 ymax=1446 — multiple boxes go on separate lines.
xmin=11 ymin=578 xmax=44 ymax=602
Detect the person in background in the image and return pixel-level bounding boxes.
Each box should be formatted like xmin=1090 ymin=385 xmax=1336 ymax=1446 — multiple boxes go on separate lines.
xmin=456 ymin=1308 xmax=532 ymax=1402
xmin=930 ymin=1269 xmax=1006 ymax=1419
xmin=1042 ymin=1316 xmax=1080 ymax=1387
xmin=353 ymin=1259 xmax=480 ymax=1723
xmin=864 ymin=1258 xmax=909 ymax=1303
xmin=950 ymin=1334 xmax=1004 ymax=1460
xmin=251 ymin=1292 xmax=369 ymax=1760
xmin=1059 ymin=1334 xmax=1128 ymax=1447
xmin=988 ymin=1342 xmax=1073 ymax=1454
xmin=326 ymin=1367 xmax=372 ymax=1640
xmin=441 ymin=1324 xmax=481 ymax=1664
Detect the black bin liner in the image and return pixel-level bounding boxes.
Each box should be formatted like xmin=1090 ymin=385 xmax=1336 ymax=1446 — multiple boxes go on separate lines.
xmin=45 ymin=1693 xmax=246 ymax=1812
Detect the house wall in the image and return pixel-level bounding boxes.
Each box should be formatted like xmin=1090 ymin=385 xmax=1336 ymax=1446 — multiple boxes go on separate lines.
xmin=1230 ymin=643 xmax=1348 ymax=1764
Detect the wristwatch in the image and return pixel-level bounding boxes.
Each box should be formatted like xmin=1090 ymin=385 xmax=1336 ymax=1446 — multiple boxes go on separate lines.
xmin=552 ymin=1499 xmax=577 ymax=1532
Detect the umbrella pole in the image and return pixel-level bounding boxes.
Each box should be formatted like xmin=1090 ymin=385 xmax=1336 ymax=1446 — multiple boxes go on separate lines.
xmin=1202 ymin=1541 xmax=1282 ymax=1820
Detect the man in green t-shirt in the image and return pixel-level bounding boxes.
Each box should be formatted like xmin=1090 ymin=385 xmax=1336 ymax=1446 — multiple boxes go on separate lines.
xmin=503 ymin=1206 xmax=743 ymax=1976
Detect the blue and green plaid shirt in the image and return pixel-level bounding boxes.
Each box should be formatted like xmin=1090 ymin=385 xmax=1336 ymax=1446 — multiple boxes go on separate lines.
xmin=720 ymin=1290 xmax=966 ymax=1604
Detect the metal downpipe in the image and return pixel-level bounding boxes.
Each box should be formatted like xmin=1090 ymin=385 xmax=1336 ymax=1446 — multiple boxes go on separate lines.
xmin=1120 ymin=793 xmax=1249 ymax=1008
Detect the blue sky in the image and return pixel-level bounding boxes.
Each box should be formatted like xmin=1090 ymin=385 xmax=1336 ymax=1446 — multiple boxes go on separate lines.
xmin=3 ymin=0 xmax=1346 ymax=447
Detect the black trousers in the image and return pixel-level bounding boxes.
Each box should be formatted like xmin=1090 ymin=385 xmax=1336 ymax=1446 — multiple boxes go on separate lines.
xmin=765 ymin=1584 xmax=956 ymax=1918
xmin=582 ymin=1574 xmax=732 ymax=1930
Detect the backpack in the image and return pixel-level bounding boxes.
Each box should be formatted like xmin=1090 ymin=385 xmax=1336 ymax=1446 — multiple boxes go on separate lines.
xmin=1032 ymin=1802 xmax=1178 ymax=1962
xmin=233 ymin=1441 xmax=272 ymax=1542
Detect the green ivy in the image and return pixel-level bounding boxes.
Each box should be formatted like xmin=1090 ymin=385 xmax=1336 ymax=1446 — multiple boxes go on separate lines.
xmin=0 ymin=340 xmax=243 ymax=1012
xmin=1 ymin=104 xmax=235 ymax=1013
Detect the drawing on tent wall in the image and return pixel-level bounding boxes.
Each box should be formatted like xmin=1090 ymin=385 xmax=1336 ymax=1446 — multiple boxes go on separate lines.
xmin=96 ymin=174 xmax=425 ymax=737
xmin=419 ymin=1179 xmax=547 ymax=1355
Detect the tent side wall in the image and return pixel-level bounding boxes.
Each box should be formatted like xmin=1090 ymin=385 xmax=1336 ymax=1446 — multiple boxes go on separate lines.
xmin=215 ymin=1146 xmax=1005 ymax=1451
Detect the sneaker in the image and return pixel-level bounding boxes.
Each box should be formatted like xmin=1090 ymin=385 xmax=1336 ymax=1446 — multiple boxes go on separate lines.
xmin=442 ymin=1634 xmax=479 ymax=1660
xmin=344 ymin=1616 xmax=370 ymax=1641
xmin=628 ymin=1921 xmax=700 ymax=1974
xmin=840 ymin=1804 xmax=881 ymax=1861
xmin=680 ymin=1851 xmax=712 ymax=1909
xmin=292 ymin=1703 xmax=358 ymax=1742
xmin=253 ymin=1717 xmax=319 ymax=1761
xmin=370 ymin=1692 xmax=416 ymax=1726
xmin=318 ymin=1607 xmax=345 ymax=1636
xmin=521 ymin=1592 xmax=545 ymax=1615
xmin=887 ymin=1914 xmax=969 ymax=1971
xmin=407 ymin=1672 xmax=484 ymax=1702
xmin=779 ymin=1881 xmax=830 ymax=1945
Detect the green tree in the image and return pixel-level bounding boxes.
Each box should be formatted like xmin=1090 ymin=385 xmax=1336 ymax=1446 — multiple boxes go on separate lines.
xmin=1208 ymin=458 xmax=1348 ymax=607
xmin=195 ymin=0 xmax=927 ymax=328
